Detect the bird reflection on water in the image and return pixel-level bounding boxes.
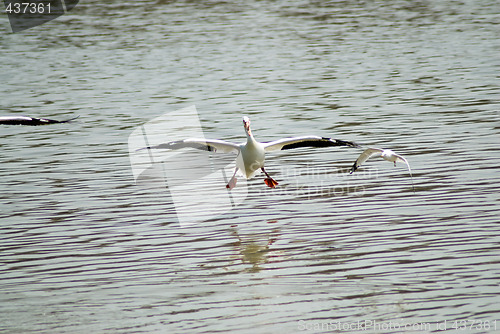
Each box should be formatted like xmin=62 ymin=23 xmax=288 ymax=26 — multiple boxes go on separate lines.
xmin=230 ymin=222 xmax=282 ymax=273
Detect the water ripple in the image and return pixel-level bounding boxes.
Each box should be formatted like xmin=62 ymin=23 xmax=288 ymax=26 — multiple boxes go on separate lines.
xmin=2 ymin=0 xmax=500 ymax=332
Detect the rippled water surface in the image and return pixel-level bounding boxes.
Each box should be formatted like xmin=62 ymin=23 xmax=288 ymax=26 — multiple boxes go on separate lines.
xmin=1 ymin=0 xmax=500 ymax=333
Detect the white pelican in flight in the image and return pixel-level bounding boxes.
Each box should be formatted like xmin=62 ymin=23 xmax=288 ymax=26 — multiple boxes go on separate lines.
xmin=349 ymin=148 xmax=415 ymax=193
xmin=0 ymin=115 xmax=79 ymax=126
xmin=143 ymin=116 xmax=360 ymax=189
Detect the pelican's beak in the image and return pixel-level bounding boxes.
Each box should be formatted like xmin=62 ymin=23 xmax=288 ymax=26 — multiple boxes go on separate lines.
xmin=243 ymin=116 xmax=251 ymax=133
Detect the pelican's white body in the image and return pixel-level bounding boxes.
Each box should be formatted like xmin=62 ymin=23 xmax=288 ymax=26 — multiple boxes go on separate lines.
xmin=238 ymin=136 xmax=265 ymax=178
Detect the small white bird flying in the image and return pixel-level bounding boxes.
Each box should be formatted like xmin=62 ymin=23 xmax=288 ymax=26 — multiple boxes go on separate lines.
xmin=349 ymin=148 xmax=415 ymax=193
xmin=142 ymin=116 xmax=360 ymax=189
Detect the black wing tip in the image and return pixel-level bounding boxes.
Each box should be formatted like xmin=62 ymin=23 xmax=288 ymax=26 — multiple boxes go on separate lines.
xmin=31 ymin=115 xmax=81 ymax=124
xmin=49 ymin=115 xmax=80 ymax=124
xmin=61 ymin=115 xmax=80 ymax=123
xmin=280 ymin=137 xmax=361 ymax=150
xmin=325 ymin=137 xmax=361 ymax=149
xmin=136 ymin=143 xmax=170 ymax=151
xmin=136 ymin=141 xmax=217 ymax=152
xmin=349 ymin=164 xmax=358 ymax=174
xmin=136 ymin=146 xmax=152 ymax=152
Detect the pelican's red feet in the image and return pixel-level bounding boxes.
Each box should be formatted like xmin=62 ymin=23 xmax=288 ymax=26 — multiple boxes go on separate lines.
xmin=264 ymin=178 xmax=279 ymax=188
xmin=226 ymin=177 xmax=237 ymax=190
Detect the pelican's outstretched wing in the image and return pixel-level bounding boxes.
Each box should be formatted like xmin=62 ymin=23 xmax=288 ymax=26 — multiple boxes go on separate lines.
xmin=263 ymin=136 xmax=360 ymax=152
xmin=0 ymin=115 xmax=79 ymax=126
xmin=349 ymin=148 xmax=384 ymax=173
xmin=140 ymin=138 xmax=240 ymax=154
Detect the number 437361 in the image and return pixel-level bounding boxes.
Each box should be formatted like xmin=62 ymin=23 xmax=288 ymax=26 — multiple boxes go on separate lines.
xmin=452 ymin=320 xmax=497 ymax=330
xmin=5 ymin=2 xmax=52 ymax=14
